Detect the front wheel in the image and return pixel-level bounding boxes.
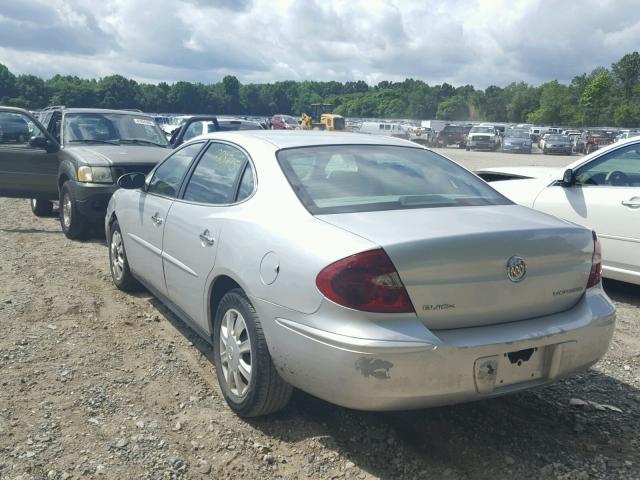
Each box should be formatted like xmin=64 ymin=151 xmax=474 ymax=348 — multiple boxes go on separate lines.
xmin=30 ymin=198 xmax=53 ymax=217
xmin=109 ymin=220 xmax=140 ymax=292
xmin=213 ymin=289 xmax=292 ymax=417
xmin=59 ymin=182 xmax=89 ymax=240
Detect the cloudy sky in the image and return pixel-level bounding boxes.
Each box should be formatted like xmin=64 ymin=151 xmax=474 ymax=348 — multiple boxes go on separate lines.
xmin=0 ymin=0 xmax=639 ymax=87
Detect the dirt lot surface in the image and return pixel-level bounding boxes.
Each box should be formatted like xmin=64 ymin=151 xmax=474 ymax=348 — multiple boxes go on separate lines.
xmin=1 ymin=149 xmax=639 ymax=480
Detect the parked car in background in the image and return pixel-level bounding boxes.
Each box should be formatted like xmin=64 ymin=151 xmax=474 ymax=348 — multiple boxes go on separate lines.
xmin=434 ymin=124 xmax=471 ymax=148
xmin=270 ymin=114 xmax=299 ymax=130
xmin=477 ymin=136 xmax=640 ymax=285
xmin=406 ymin=126 xmax=434 ymax=146
xmin=169 ymin=116 xmax=264 ymax=147
xmin=529 ymin=127 xmax=544 ymax=143
xmin=359 ymin=121 xmax=408 ymax=139
xmin=0 ymin=113 xmax=30 ymax=143
xmin=106 ymin=130 xmax=614 ymax=417
xmin=501 ymin=129 xmax=532 ymax=153
xmin=616 ymin=130 xmax=640 ymax=142
xmin=578 ymin=130 xmax=614 ymax=154
xmin=542 ymin=134 xmax=573 ymax=155
xmin=0 ymin=106 xmax=169 ymax=239
xmin=466 ymin=125 xmax=500 ymax=151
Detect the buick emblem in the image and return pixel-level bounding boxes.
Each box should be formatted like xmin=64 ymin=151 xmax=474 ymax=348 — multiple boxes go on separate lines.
xmin=506 ymin=256 xmax=526 ymax=283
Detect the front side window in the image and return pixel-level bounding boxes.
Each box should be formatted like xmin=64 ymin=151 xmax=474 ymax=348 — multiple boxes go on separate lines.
xmin=183 ymin=143 xmax=247 ymax=204
xmin=147 ymin=142 xmax=204 ymax=197
xmin=63 ymin=113 xmax=168 ymax=147
xmin=278 ymin=145 xmax=511 ymax=214
xmin=576 ymin=143 xmax=640 ymax=187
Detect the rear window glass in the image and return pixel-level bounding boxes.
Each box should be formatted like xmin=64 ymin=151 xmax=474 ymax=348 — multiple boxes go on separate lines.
xmin=277 ymin=145 xmax=511 ymax=214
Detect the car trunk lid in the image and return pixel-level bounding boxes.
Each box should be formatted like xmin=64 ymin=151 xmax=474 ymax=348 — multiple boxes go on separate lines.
xmin=318 ymin=205 xmax=593 ymax=330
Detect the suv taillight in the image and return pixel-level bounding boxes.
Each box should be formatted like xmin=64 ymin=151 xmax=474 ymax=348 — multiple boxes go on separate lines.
xmin=586 ymin=231 xmax=602 ymax=289
xmin=316 ymin=249 xmax=415 ymax=313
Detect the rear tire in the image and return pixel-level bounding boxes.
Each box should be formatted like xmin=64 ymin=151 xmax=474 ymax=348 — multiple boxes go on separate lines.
xmin=59 ymin=182 xmax=89 ymax=240
xmin=213 ymin=289 xmax=292 ymax=417
xmin=108 ymin=220 xmax=141 ymax=292
xmin=30 ymin=198 xmax=53 ymax=217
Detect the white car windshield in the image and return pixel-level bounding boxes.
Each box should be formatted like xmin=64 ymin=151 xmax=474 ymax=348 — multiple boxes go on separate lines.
xmin=470 ymin=127 xmax=494 ymax=134
xmin=278 ymin=145 xmax=511 ymax=214
xmin=64 ymin=113 xmax=168 ymax=147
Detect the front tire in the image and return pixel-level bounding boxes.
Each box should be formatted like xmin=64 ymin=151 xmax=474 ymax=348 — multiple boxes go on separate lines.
xmin=213 ymin=289 xmax=292 ymax=417
xmin=109 ymin=220 xmax=140 ymax=292
xmin=30 ymin=198 xmax=53 ymax=217
xmin=59 ymin=182 xmax=89 ymax=239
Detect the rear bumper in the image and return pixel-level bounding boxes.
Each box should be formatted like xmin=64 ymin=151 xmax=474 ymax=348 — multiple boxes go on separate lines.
xmin=67 ymin=181 xmax=117 ymax=223
xmin=502 ymin=144 xmax=531 ymax=152
xmin=256 ymin=288 xmax=615 ymax=411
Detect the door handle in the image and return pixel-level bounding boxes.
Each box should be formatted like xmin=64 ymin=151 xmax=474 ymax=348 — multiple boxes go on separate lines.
xmin=621 ymin=197 xmax=640 ymax=208
xmin=151 ymin=212 xmax=164 ymax=225
xmin=199 ymin=229 xmax=215 ymax=246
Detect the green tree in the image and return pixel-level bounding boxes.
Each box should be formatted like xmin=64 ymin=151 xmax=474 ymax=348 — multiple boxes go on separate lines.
xmin=436 ymin=96 xmax=469 ymax=120
xmin=612 ymin=52 xmax=640 ymax=99
xmin=580 ymin=72 xmax=613 ymax=125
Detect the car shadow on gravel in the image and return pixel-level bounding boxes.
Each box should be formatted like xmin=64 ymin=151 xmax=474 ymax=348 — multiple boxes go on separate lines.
xmin=249 ymin=371 xmax=639 ymax=479
xmin=604 ymin=278 xmax=640 ymax=307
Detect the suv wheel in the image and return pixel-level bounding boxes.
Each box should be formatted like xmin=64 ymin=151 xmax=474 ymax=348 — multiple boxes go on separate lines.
xmin=213 ymin=289 xmax=292 ymax=417
xmin=109 ymin=220 xmax=140 ymax=292
xmin=60 ymin=182 xmax=89 ymax=239
xmin=30 ymin=198 xmax=53 ymax=217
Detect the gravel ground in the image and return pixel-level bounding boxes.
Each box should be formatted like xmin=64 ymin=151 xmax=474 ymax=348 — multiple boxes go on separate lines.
xmin=0 ymin=148 xmax=639 ymax=480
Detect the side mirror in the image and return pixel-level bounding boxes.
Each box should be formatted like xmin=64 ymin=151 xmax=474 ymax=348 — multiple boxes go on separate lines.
xmin=117 ymin=172 xmax=146 ymax=190
xmin=29 ymin=136 xmax=57 ymax=153
xmin=561 ymin=168 xmax=575 ymax=187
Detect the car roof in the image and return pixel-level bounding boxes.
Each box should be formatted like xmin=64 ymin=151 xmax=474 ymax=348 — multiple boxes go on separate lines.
xmin=63 ymin=108 xmax=153 ymax=116
xmin=193 ymin=130 xmax=421 ymax=149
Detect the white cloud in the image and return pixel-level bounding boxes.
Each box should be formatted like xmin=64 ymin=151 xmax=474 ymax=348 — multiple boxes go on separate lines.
xmin=0 ymin=0 xmax=638 ymax=87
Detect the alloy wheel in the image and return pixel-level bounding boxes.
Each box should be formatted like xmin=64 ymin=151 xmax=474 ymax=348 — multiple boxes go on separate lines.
xmin=219 ymin=308 xmax=252 ymax=397
xmin=110 ymin=230 xmax=125 ymax=281
xmin=62 ymin=193 xmax=72 ymax=229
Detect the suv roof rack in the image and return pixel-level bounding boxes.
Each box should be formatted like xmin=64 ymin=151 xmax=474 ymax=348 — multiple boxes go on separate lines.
xmin=41 ymin=105 xmax=66 ymax=111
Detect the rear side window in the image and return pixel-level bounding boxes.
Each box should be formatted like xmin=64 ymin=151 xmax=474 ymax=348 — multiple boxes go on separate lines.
xmin=148 ymin=142 xmax=203 ymax=197
xmin=277 ymin=145 xmax=511 ymax=214
xmin=183 ymin=143 xmax=248 ymax=204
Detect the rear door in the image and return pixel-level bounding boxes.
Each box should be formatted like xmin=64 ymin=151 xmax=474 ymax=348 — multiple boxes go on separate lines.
xmin=121 ymin=142 xmax=205 ymax=295
xmin=162 ymin=141 xmax=253 ymax=332
xmin=0 ymin=108 xmax=60 ymax=199
xmin=533 ymin=141 xmax=640 ymax=282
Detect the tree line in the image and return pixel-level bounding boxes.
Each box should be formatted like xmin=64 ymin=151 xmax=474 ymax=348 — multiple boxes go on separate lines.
xmin=0 ymin=52 xmax=639 ymax=127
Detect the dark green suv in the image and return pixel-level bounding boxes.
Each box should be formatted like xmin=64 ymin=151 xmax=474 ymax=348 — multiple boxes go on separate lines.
xmin=0 ymin=107 xmax=169 ymax=239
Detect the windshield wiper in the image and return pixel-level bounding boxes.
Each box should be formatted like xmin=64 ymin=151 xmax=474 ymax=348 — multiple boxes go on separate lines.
xmin=68 ymin=139 xmax=120 ymax=146
xmin=120 ymin=139 xmax=167 ymax=147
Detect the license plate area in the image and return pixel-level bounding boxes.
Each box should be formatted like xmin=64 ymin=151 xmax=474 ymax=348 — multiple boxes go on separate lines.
xmin=474 ymin=346 xmax=548 ymax=394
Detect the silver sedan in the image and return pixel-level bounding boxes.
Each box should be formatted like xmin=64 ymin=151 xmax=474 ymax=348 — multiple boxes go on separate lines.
xmin=105 ymin=131 xmax=615 ymax=417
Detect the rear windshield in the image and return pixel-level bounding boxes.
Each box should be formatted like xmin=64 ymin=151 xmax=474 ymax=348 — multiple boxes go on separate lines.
xmin=277 ymin=145 xmax=511 ymax=214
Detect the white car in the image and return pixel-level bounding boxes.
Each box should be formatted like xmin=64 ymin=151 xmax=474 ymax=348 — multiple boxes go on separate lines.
xmin=477 ymin=137 xmax=640 ymax=285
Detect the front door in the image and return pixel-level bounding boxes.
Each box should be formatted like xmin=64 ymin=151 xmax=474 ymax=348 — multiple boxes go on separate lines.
xmin=121 ymin=141 xmax=205 ymax=294
xmin=0 ymin=108 xmax=60 ymax=199
xmin=162 ymin=141 xmax=253 ymax=332
xmin=534 ymin=141 xmax=640 ymax=282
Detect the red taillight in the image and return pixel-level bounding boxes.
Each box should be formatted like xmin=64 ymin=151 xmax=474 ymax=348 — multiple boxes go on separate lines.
xmin=586 ymin=230 xmax=602 ymax=289
xmin=316 ymin=249 xmax=415 ymax=313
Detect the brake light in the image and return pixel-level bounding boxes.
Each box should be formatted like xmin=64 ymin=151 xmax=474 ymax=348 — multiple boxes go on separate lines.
xmin=316 ymin=249 xmax=415 ymax=313
xmin=586 ymin=231 xmax=602 ymax=289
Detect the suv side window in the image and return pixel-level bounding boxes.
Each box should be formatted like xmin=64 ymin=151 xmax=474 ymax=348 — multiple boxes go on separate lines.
xmin=147 ymin=142 xmax=204 ymax=198
xmin=183 ymin=143 xmax=248 ymax=204
xmin=576 ymin=143 xmax=640 ymax=186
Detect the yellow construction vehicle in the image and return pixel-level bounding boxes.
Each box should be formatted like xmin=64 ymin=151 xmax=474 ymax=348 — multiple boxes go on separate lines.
xmin=301 ymin=103 xmax=345 ymax=131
